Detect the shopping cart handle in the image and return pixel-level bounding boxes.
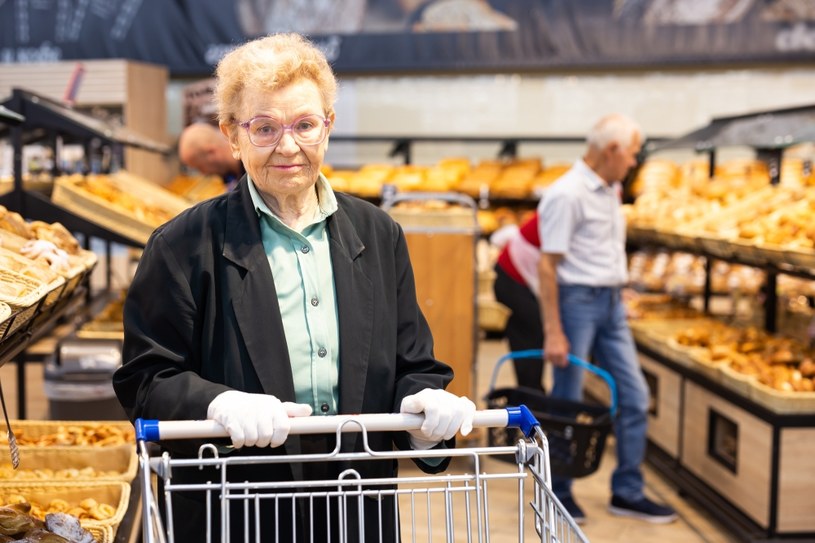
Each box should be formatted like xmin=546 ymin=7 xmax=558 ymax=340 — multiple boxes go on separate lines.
xmin=488 ymin=349 xmax=618 ymax=417
xmin=135 ymin=407 xmax=541 ymax=442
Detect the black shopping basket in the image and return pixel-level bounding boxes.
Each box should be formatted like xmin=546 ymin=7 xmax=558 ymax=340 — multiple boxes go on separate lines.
xmin=485 ymin=349 xmax=618 ymax=479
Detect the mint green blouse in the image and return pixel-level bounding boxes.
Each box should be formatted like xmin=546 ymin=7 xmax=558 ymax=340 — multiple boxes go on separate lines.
xmin=248 ymin=175 xmax=340 ymax=415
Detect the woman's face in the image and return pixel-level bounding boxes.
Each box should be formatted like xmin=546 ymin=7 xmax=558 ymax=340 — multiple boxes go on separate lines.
xmin=226 ymin=78 xmax=333 ymax=200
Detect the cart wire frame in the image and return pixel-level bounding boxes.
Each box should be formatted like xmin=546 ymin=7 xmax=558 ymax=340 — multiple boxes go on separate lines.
xmin=136 ymin=408 xmax=589 ymax=543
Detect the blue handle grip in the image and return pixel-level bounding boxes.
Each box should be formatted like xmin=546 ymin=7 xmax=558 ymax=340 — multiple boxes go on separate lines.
xmin=488 ymin=349 xmax=618 ymax=417
xmin=136 ymin=418 xmax=160 ymax=442
xmin=506 ymin=405 xmax=540 ymax=438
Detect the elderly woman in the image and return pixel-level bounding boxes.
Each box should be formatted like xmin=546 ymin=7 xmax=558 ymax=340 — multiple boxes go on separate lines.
xmin=113 ymin=33 xmax=475 ymax=540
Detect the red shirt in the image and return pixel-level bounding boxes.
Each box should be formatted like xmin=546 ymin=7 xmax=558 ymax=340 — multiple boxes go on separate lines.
xmin=496 ymin=212 xmax=540 ymax=286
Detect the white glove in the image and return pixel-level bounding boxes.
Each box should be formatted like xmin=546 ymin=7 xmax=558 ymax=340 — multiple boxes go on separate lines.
xmin=400 ymin=388 xmax=476 ymax=450
xmin=206 ymin=390 xmax=312 ymax=449
xmin=21 ymin=239 xmax=69 ymax=271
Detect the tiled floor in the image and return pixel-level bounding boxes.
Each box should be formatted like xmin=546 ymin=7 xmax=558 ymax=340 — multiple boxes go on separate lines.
xmin=0 ymin=335 xmax=740 ymax=542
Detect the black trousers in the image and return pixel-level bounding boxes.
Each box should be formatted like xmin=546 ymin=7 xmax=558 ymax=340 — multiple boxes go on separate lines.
xmin=492 ymin=264 xmax=545 ymax=391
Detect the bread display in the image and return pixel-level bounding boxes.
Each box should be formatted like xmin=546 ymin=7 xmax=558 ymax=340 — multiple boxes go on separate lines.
xmin=320 ymin=155 xmax=571 ymax=201
xmin=0 ymin=496 xmax=116 ymax=523
xmin=673 ymin=320 xmax=815 ymax=393
xmin=0 ymin=479 xmax=130 ymax=542
xmin=530 ymin=163 xmax=571 ymax=194
xmin=628 ymin=250 xmax=763 ymax=295
xmin=625 ymin=156 xmax=815 ymax=272
xmin=166 ymin=175 xmax=227 ymax=202
xmin=0 ymin=208 xmax=32 ymax=239
xmin=63 ymin=175 xmax=175 ymax=229
xmin=51 ymin=172 xmax=192 ymax=245
xmin=0 ymin=503 xmax=97 ymax=542
xmin=12 ymin=423 xmax=135 ymax=448
xmin=490 ymin=158 xmax=541 ymax=199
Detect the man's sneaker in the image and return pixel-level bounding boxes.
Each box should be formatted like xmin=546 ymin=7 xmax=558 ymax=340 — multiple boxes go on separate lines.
xmin=558 ymin=495 xmax=586 ymax=525
xmin=609 ymin=495 xmax=678 ymax=524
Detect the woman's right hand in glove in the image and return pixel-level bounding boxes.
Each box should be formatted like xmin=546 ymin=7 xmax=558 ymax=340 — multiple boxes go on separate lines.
xmin=206 ymin=390 xmax=312 ymax=448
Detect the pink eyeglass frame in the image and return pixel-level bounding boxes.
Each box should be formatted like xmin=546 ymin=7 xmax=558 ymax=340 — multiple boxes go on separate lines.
xmin=235 ymin=114 xmax=331 ymax=147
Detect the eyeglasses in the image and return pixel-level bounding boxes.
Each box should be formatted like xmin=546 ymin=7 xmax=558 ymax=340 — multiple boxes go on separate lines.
xmin=236 ymin=114 xmax=331 ymax=148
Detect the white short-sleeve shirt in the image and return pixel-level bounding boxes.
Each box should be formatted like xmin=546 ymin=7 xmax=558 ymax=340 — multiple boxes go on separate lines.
xmin=538 ymin=160 xmax=628 ymax=287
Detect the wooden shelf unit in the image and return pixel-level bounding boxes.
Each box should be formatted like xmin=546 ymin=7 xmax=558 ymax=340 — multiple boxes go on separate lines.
xmin=0 ymin=59 xmax=170 ymax=184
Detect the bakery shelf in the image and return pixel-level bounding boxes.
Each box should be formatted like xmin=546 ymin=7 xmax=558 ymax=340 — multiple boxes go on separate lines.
xmin=635 ymin=336 xmax=815 ymax=541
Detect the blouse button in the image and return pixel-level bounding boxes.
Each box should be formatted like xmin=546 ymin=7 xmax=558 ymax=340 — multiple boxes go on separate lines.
xmin=301 ymin=246 xmax=310 ymax=254
xmin=318 ymin=347 xmax=327 ymax=358
xmin=320 ymin=403 xmax=330 ymax=413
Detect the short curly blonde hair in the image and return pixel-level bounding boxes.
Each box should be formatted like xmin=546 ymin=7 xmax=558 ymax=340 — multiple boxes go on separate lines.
xmin=215 ymin=33 xmax=337 ymax=126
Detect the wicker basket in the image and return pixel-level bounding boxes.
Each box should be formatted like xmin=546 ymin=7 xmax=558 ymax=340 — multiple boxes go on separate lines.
xmin=746 ymin=379 xmax=815 ymax=414
xmin=478 ymin=297 xmax=510 ymax=332
xmin=0 ymin=269 xmax=50 ymax=336
xmin=626 ymin=225 xmax=659 ymax=245
xmin=10 ymin=420 xmax=135 ymax=448
xmin=0 ymin=444 xmax=137 ymax=483
xmin=0 ymin=246 xmax=60 ymax=282
xmin=718 ymin=364 xmax=760 ymax=398
xmin=0 ymin=301 xmax=11 ymax=337
xmin=697 ymin=236 xmax=735 ymax=260
xmin=730 ymin=240 xmax=768 ymax=266
xmin=88 ymin=524 xmax=114 ymax=543
xmin=783 ymin=247 xmax=815 ymax=270
xmin=0 ymin=480 xmax=130 ymax=536
xmin=756 ymin=244 xmax=787 ymax=266
xmin=0 ymin=228 xmax=29 ymax=253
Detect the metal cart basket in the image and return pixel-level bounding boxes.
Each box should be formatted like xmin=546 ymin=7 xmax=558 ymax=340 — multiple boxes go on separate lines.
xmin=136 ymin=406 xmax=588 ymax=542
xmin=486 ymin=350 xmax=618 ymax=479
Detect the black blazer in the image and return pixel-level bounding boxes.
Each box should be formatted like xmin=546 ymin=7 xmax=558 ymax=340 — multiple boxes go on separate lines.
xmin=114 ymin=177 xmax=454 ymax=539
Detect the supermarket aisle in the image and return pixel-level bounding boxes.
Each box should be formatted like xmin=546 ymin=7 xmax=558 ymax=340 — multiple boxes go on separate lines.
xmin=0 ymin=338 xmax=740 ymax=542
xmin=475 ymin=338 xmax=738 ymax=543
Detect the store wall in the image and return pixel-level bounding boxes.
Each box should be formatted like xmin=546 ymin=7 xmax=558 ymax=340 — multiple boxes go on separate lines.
xmin=167 ymin=65 xmax=815 ymax=169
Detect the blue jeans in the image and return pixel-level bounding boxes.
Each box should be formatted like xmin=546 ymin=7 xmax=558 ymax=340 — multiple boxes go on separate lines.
xmin=551 ymin=285 xmax=649 ymax=502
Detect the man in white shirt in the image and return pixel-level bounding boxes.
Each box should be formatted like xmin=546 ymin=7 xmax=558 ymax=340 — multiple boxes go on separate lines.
xmin=538 ymin=113 xmax=677 ymax=525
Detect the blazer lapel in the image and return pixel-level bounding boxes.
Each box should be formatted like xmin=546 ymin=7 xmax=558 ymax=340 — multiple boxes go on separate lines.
xmin=329 ymin=207 xmax=373 ymax=421
xmin=221 ymin=180 xmax=303 ymax=464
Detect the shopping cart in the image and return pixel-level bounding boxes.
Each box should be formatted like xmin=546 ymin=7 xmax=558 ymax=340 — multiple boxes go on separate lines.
xmin=136 ymin=406 xmax=589 ymax=542
xmin=486 ymin=350 xmax=618 ymax=478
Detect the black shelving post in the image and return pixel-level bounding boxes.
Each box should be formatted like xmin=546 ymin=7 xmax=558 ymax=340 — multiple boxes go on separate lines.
xmin=765 ymin=271 xmax=778 ymax=334
xmin=703 ymin=257 xmax=713 ymax=314
xmin=388 ymin=139 xmax=412 ymax=165
xmin=756 ymin=148 xmax=783 ymax=185
xmin=498 ymin=140 xmax=518 ymax=159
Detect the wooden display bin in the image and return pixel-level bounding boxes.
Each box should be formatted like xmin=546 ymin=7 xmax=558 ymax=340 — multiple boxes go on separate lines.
xmin=404 ymin=231 xmax=476 ymax=400
xmin=584 ymin=351 xmax=681 ymax=458
xmin=640 ymin=354 xmax=682 ymax=458
xmin=390 ymin=203 xmax=478 ymax=400
xmin=682 ymin=381 xmax=773 ymax=528
xmin=777 ymin=428 xmax=815 ymax=533
xmin=637 ymin=338 xmax=815 ymax=540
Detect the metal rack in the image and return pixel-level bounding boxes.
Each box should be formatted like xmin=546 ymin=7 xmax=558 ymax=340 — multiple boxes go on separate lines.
xmin=642 ymin=102 xmax=815 ymax=334
xmin=632 ymin=103 xmax=815 ymax=542
xmin=0 ymin=88 xmax=169 ymax=248
xmin=0 ymin=88 xmax=168 ymax=420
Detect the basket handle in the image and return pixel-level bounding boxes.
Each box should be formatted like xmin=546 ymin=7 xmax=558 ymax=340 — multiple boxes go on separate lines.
xmin=135 ymin=406 xmax=541 ymax=443
xmin=487 ymin=349 xmax=618 ymax=417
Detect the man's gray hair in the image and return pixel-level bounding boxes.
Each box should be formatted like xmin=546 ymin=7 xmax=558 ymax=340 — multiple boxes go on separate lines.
xmin=586 ymin=113 xmax=642 ymax=150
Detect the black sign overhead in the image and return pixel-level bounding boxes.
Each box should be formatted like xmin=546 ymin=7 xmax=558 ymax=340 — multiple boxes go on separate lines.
xmin=1 ymin=0 xmax=814 ymax=76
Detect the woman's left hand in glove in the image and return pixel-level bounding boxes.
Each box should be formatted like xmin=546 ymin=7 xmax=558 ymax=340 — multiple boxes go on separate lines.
xmin=400 ymin=388 xmax=476 ymax=450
